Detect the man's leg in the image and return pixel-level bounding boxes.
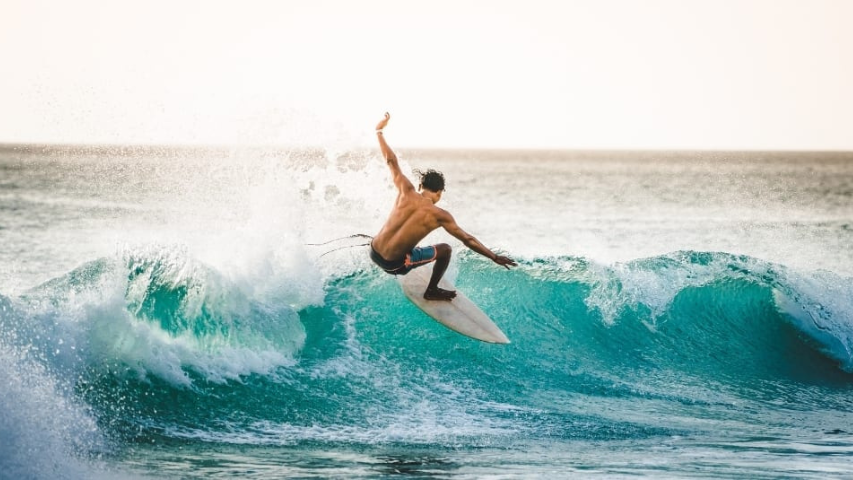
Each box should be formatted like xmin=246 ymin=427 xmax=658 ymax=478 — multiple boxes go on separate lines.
xmin=424 ymin=243 xmax=457 ymax=300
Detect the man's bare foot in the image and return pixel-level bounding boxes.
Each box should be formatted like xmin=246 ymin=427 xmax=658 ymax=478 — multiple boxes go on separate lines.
xmin=424 ymin=287 xmax=456 ymax=301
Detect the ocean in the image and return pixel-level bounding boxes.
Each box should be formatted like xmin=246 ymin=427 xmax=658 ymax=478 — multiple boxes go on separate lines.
xmin=1 ymin=145 xmax=852 ymax=479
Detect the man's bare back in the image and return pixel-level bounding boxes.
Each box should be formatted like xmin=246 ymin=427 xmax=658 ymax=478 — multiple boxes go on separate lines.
xmin=368 ymin=113 xmax=517 ymax=301
xmin=372 ymin=192 xmax=442 ymax=260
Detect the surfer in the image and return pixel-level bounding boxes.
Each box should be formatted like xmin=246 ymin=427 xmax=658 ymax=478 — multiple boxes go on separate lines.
xmin=369 ymin=112 xmax=517 ymax=301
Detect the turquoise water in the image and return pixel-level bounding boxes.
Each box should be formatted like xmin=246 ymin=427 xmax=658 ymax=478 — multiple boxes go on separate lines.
xmin=1 ymin=147 xmax=852 ymax=478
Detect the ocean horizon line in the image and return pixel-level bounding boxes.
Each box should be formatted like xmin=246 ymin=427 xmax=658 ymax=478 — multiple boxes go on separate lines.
xmin=2 ymin=141 xmax=852 ymax=158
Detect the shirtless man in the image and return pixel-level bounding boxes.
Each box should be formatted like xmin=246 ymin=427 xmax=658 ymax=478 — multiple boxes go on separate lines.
xmin=369 ymin=112 xmax=517 ymax=301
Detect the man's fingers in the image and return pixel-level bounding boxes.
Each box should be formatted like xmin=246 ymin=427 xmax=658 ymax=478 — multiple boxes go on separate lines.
xmin=495 ymin=256 xmax=517 ymax=269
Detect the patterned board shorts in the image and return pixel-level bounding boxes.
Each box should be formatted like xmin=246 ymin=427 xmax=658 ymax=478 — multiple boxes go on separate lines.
xmin=369 ymin=244 xmax=438 ymax=275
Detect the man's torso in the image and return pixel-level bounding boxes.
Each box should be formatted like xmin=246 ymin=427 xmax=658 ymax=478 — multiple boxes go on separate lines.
xmin=372 ymin=191 xmax=443 ymax=260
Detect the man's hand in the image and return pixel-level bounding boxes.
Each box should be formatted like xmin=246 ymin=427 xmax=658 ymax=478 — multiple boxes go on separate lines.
xmin=376 ymin=112 xmax=390 ymax=131
xmin=493 ymin=255 xmax=518 ymax=270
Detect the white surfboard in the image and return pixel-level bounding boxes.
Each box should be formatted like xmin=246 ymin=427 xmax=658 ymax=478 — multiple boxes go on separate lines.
xmin=398 ymin=265 xmax=510 ymax=344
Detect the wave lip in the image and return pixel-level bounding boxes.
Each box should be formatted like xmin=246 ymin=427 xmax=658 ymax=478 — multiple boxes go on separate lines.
xmin=772 ymin=268 xmax=853 ymax=372
xmin=13 ymin=246 xmax=307 ymax=387
xmin=560 ymin=251 xmax=853 ymax=372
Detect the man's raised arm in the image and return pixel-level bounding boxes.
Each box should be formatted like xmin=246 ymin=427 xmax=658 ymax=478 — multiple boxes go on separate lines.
xmin=375 ymin=112 xmax=414 ymax=192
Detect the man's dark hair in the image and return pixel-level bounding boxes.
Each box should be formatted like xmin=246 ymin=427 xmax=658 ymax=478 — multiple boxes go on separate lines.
xmin=415 ymin=169 xmax=445 ymax=192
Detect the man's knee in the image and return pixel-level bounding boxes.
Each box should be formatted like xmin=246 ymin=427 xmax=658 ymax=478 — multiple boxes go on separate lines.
xmin=436 ymin=243 xmax=452 ymax=257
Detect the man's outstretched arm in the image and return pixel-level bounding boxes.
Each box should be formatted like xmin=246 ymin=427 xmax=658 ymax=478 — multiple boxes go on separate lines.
xmin=375 ymin=112 xmax=414 ymax=193
xmin=439 ymin=211 xmax=518 ymax=269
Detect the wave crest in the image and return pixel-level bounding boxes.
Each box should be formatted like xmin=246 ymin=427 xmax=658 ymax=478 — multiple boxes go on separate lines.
xmin=10 ymin=246 xmax=307 ymax=386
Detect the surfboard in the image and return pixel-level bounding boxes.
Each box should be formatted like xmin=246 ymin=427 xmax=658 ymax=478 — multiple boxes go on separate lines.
xmin=397 ymin=265 xmax=510 ymax=344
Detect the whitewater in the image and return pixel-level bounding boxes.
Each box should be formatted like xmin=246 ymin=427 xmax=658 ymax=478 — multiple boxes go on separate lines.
xmin=1 ymin=145 xmax=852 ymax=479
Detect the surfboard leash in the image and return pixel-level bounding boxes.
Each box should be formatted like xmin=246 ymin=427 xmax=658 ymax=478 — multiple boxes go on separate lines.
xmin=305 ymin=233 xmax=373 ymax=258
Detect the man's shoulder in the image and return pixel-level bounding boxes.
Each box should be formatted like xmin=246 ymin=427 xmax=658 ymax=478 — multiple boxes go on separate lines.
xmin=429 ymin=205 xmax=453 ymax=222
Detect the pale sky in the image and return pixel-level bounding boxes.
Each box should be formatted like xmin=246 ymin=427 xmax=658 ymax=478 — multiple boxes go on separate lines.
xmin=1 ymin=0 xmax=851 ymax=150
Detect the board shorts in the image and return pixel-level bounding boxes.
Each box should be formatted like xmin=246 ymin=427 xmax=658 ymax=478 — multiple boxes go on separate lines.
xmin=370 ymin=243 xmax=438 ymax=276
